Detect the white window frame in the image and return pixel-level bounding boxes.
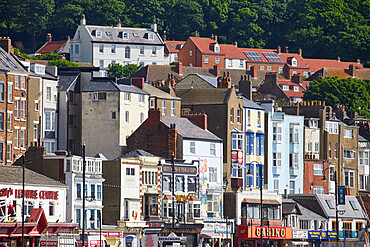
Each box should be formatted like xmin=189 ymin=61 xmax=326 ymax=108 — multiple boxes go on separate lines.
xmin=190 ymin=142 xmax=195 ymax=154
xmin=215 ymin=57 xmax=219 ymax=64
xmin=272 ymin=123 xmax=282 ymax=142
xmin=273 ymin=152 xmax=282 ymax=167
xmin=314 ymin=163 xmax=324 ymax=175
xmin=209 ymin=167 xmax=217 ymax=183
xmin=170 ymin=101 xmax=175 ymax=116
xmin=161 ymin=101 xmax=166 ymax=115
xmin=204 ymin=56 xmax=209 ymax=64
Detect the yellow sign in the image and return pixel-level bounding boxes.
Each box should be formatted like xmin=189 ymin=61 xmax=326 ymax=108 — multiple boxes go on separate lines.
xmin=175 ymin=194 xmax=190 ymax=203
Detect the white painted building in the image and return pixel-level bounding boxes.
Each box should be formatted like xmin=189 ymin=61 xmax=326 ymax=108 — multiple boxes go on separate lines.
xmin=81 ymin=78 xmax=149 ymax=159
xmin=70 ymin=15 xmax=166 ymax=68
xmin=0 ymin=165 xmax=67 ymax=223
xmin=304 ymin=118 xmax=321 ymax=160
xmin=358 ymin=135 xmax=370 ymax=192
xmin=43 ymin=153 xmax=105 ymax=230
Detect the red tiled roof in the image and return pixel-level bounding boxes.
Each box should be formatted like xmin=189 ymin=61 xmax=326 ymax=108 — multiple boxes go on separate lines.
xmin=36 ymin=41 xmax=67 ymax=54
xmin=279 ymin=53 xmax=307 ymax=68
xmin=301 ymin=81 xmax=310 ymax=90
xmin=305 ymin=58 xmax=363 ymax=72
xmin=165 ymin=41 xmax=185 ymax=53
xmin=279 ymin=80 xmax=299 ymax=86
xmin=240 ymin=48 xmax=278 ymax=63
xmin=220 ymin=44 xmax=245 ymax=59
xmin=284 ymin=90 xmax=304 ymax=98
xmin=189 ymin=37 xmax=219 ymax=53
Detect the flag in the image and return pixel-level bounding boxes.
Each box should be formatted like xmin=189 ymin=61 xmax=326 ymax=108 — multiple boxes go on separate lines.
xmin=365 ymin=231 xmax=370 ymax=247
xmin=346 ymin=186 xmax=350 ymax=195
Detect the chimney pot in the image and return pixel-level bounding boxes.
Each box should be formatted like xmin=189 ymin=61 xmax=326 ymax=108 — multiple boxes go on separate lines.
xmin=298 ymin=48 xmax=302 ymax=57
xmin=46 ymin=33 xmax=52 ymax=42
xmin=285 ymin=46 xmax=289 ymax=53
xmin=337 ymin=56 xmax=341 ymax=62
xmin=214 ymin=35 xmax=218 ymax=42
xmin=277 ymin=45 xmax=281 ymax=54
xmin=234 ymin=41 xmax=238 ymax=47
xmin=81 ymin=14 xmax=86 ymax=25
xmin=357 ymin=58 xmax=361 ymax=64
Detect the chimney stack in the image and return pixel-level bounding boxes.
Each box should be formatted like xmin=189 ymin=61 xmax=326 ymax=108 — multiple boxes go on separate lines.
xmin=213 ymin=64 xmax=220 ymax=77
xmin=357 ymin=58 xmax=361 ymax=64
xmin=0 ymin=37 xmax=13 ymax=53
xmin=234 ymin=41 xmax=238 ymax=47
xmin=349 ymin=64 xmax=356 ymax=77
xmin=298 ymin=48 xmax=302 ymax=57
xmin=285 ymin=46 xmax=289 ymax=53
xmin=176 ymin=62 xmax=183 ymax=75
xmin=214 ymin=35 xmax=218 ymax=42
xmin=277 ymin=45 xmax=281 ymax=54
xmin=337 ymin=56 xmax=341 ymax=62
xmin=183 ymin=113 xmax=208 ymax=130
xmin=148 ymin=108 xmax=161 ymax=122
xmin=195 ymin=31 xmax=198 ymax=37
xmin=162 ymin=30 xmax=167 ymax=42
xmin=291 ymin=74 xmax=302 ymax=84
xmin=217 ymin=72 xmax=231 ymax=88
xmin=46 ymin=33 xmax=52 ymax=42
xmin=81 ymin=14 xmax=86 ymax=25
xmin=151 ymin=20 xmax=157 ymax=32
xmin=239 ymin=75 xmax=252 ymax=100
xmin=211 ymin=34 xmax=214 ymax=40
xmin=117 ymin=18 xmax=121 ymax=27
xmin=131 ymin=77 xmax=145 ymax=89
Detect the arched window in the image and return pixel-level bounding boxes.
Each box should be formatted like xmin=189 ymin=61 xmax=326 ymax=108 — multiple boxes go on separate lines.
xmin=125 ymin=46 xmax=130 ymax=59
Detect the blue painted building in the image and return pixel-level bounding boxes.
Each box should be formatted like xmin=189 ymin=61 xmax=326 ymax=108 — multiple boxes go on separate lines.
xmin=258 ymin=100 xmax=304 ymax=195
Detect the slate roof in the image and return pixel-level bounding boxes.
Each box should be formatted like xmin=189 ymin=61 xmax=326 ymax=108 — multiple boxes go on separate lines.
xmin=317 ymin=194 xmax=367 ymax=219
xmin=28 ymin=71 xmax=58 ymax=80
xmin=36 ymin=40 xmax=68 ymax=54
xmin=84 ymin=25 xmax=164 ymax=45
xmin=58 ymin=72 xmax=80 ymax=91
xmin=359 ymin=134 xmax=370 ymax=142
xmin=143 ymin=83 xmax=181 ymax=100
xmin=120 ymin=149 xmax=156 ymax=158
xmin=175 ymin=88 xmax=233 ymax=105
xmin=0 ymin=165 xmax=66 ymax=187
xmin=161 ymin=116 xmax=222 ymax=141
xmin=242 ymin=97 xmax=265 ymax=110
xmin=196 ymin=74 xmax=218 ymax=87
xmin=0 ymin=47 xmax=28 ymax=74
xmin=174 ymin=74 xmax=218 ymax=89
xmin=82 ymin=78 xmax=149 ymax=95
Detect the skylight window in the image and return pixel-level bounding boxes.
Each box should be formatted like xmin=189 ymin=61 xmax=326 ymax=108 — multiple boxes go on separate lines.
xmin=133 ymin=33 xmax=139 ymax=37
xmin=0 ymin=52 xmax=17 ymax=68
xmin=0 ymin=58 xmax=9 ymax=68
xmin=349 ymin=201 xmax=358 ymax=210
xmin=106 ymin=31 xmax=112 ymax=36
xmin=326 ymin=200 xmax=335 ymax=209
xmin=148 ymin=33 xmax=154 ymax=40
xmin=170 ymin=44 xmax=175 ymax=48
xmin=96 ymin=30 xmax=102 ymax=37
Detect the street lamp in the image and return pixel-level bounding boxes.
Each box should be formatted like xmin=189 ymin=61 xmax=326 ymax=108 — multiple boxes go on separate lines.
xmin=246 ymin=161 xmax=263 ymax=247
xmin=322 ymin=168 xmax=339 ymax=246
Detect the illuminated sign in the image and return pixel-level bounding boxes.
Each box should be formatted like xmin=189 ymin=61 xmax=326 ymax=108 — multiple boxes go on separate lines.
xmin=231 ymin=150 xmax=243 ymax=164
xmin=238 ymin=226 xmax=292 ymax=240
xmin=0 ymin=188 xmax=59 ymax=200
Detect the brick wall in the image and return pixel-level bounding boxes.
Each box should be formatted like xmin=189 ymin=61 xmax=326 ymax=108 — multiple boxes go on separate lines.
xmin=303 ymin=160 xmax=329 ymax=194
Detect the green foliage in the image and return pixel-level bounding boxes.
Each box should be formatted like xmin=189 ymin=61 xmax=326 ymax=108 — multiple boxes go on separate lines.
xmin=304 ymin=77 xmax=370 ymax=117
xmin=21 ymin=52 xmax=61 ymax=60
xmin=108 ymin=63 xmax=143 ymax=78
xmin=47 ymin=59 xmax=80 ymax=67
xmin=1 ymin=0 xmax=370 ymax=63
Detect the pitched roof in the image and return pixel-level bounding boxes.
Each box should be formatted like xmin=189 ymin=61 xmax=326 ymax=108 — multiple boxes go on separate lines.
xmin=84 ymin=25 xmax=164 ymax=45
xmin=242 ymin=97 xmax=264 ymax=110
xmin=120 ymin=149 xmax=156 ymax=158
xmin=305 ymin=58 xmax=363 ymax=72
xmin=279 ymin=53 xmax=307 ymax=68
xmin=317 ymin=194 xmax=366 ymax=219
xmin=0 ymin=166 xmax=66 ymax=187
xmin=0 ymin=47 xmax=28 ymax=74
xmin=240 ymin=48 xmax=283 ymax=63
xmin=82 ymin=78 xmax=149 ymax=94
xmin=143 ymin=83 xmax=181 ymax=100
xmin=161 ymin=116 xmax=222 ymax=141
xmin=58 ymin=72 xmax=80 ymax=91
xmin=36 ymin=41 xmax=68 ymax=54
xmin=175 ymin=88 xmax=233 ymax=105
xmin=189 ymin=37 xmax=220 ymax=54
xmin=165 ymin=41 xmax=185 ymax=53
xmin=220 ymin=44 xmax=245 ymax=59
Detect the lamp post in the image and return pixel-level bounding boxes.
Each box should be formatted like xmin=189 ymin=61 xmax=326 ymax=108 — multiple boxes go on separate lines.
xmin=246 ymin=161 xmax=263 ymax=247
xmin=22 ymin=155 xmax=25 ymax=247
xmin=322 ymin=168 xmax=339 ymax=246
xmin=82 ymin=143 xmax=86 ymax=247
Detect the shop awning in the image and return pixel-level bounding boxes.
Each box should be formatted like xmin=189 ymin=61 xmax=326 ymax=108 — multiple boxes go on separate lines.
xmin=200 ymin=232 xmax=223 ymax=238
xmin=242 ymin=198 xmax=280 ymax=205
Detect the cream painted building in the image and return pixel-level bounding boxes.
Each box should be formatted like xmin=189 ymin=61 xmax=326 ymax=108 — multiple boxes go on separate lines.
xmin=81 ymin=78 xmax=149 ymax=159
xmin=304 ymin=118 xmax=321 ymax=159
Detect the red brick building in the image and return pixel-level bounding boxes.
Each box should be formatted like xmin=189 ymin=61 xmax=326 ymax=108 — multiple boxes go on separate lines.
xmin=303 ymin=159 xmax=330 ymax=194
xmin=0 ymin=38 xmax=29 ymax=165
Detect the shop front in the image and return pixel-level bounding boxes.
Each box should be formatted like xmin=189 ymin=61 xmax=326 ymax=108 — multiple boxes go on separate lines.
xmin=87 ymin=231 xmax=124 ymax=247
xmin=160 ymin=223 xmax=203 ymax=247
xmin=236 ymin=225 xmax=292 ymax=247
xmin=200 ymin=220 xmax=234 ymax=247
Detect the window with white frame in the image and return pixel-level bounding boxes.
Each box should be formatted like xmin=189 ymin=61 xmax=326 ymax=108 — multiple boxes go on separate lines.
xmin=175 ymin=176 xmax=184 ymax=192
xmin=161 ymin=101 xmax=166 ymax=115
xmin=189 ymin=51 xmax=192 ymax=56
xmin=204 ymin=56 xmax=209 ymax=64
xmin=274 ymin=180 xmax=279 ymax=193
xmin=125 ymin=46 xmax=130 ymax=58
xmin=289 ymin=124 xmax=299 ymax=143
xmin=33 ymin=124 xmax=38 ymax=141
xmin=45 ymin=110 xmax=55 ymax=131
xmin=140 ymin=112 xmax=144 ymax=123
xmin=171 ymin=101 xmax=175 ymax=116
xmin=272 ymin=123 xmax=282 ymax=142
xmin=14 ymin=100 xmax=19 ymax=119
xmin=99 ymin=44 xmax=104 ymax=53
xmin=334 ymin=143 xmax=338 ymax=158
xmin=215 ymin=57 xmax=219 ymax=64
xmin=188 ymin=177 xmax=196 ymax=192
xmin=190 ymin=142 xmax=195 ymax=154
xmin=209 ymin=167 xmax=217 ymax=183
xmin=293 ymin=86 xmax=299 ymax=92
xmin=359 ymin=175 xmax=368 ymax=190
xmin=230 ymin=107 xmax=234 ymax=123
xmin=210 ymin=143 xmax=216 ymax=156
xmin=325 ymin=122 xmax=338 ymax=134
xmin=20 ymin=100 xmax=25 ymax=120
xmin=111 ymin=45 xmax=116 ymax=54
xmin=44 ymin=141 xmax=55 ymax=154
xmin=138 ymin=94 xmax=144 ymax=103
xmin=207 ymin=194 xmax=220 ymax=213
xmin=315 ymin=142 xmax=319 ymax=152
xmin=49 ymin=202 xmax=55 ymax=216
xmin=267 ymin=66 xmax=272 ymax=71
xmin=92 ymin=92 xmax=106 ymax=101
xmin=15 ymin=76 xmax=19 ymax=88
xmin=151 ymin=46 xmax=157 ymax=55
xmin=279 ymin=67 xmax=283 ymax=74
xmin=344 ymin=129 xmax=354 ymax=138
xmin=260 ymin=66 xmax=264 ymax=71
xmin=14 ymin=129 xmax=19 ymax=148
xmin=359 ymin=151 xmax=369 ymax=166
xmin=289 ymin=153 xmax=298 ymax=168
xmin=273 ymin=152 xmax=282 ymax=167
xmin=46 ymin=87 xmax=51 ymax=101
xmin=232 ymin=164 xmax=243 ymax=178
xmin=240 ymin=60 xmax=243 ymax=67
xmin=21 ymin=77 xmax=25 ymax=89
xmin=214 ymin=45 xmax=220 ymax=53
xmin=344 ymin=170 xmax=355 ymax=188
xmin=308 ymin=142 xmax=312 ymax=152
xmin=232 ymin=133 xmax=243 ymax=150
xmin=303 ymin=72 xmax=308 ymax=77
xmin=344 ymin=150 xmax=355 ymax=159
xmin=125 ymin=111 xmax=129 ymax=123
xmin=99 ymin=60 xmax=104 ymax=68
xmin=20 ymin=129 xmax=25 ymax=148
xmin=257 ymin=111 xmax=261 ymax=126
xmin=124 ymin=92 xmax=130 ymax=101
xmin=228 ymin=59 xmax=232 ymax=67
xmin=163 ymin=176 xmax=170 ymax=191
xmin=314 ymin=186 xmax=324 ymax=194
xmin=314 ymin=163 xmax=324 ymax=175
xmin=290 ymin=180 xmax=295 ymax=194
xmin=247 ymin=110 xmax=251 ymax=125
xmin=237 ymin=109 xmax=241 ymax=123
xmin=7 ymin=112 xmax=12 ymax=131
xmin=7 ymin=84 xmax=12 ymax=102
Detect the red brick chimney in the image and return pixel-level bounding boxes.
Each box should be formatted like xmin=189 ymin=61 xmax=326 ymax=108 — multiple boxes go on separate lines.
xmin=176 ymin=62 xmax=183 ymax=75
xmin=277 ymin=46 xmax=281 ymax=54
xmin=349 ymin=64 xmax=356 ymax=77
xmin=250 ymin=66 xmax=257 ymax=78
xmin=0 ymin=37 xmax=14 ymax=53
xmin=183 ymin=112 xmax=208 ymax=130
xmin=131 ymin=77 xmax=144 ymax=89
xmin=46 ymin=33 xmax=52 ymax=42
xmin=213 ymin=64 xmax=220 ymax=77
xmin=148 ymin=108 xmax=161 ymax=122
xmin=217 ymin=72 xmax=231 ymax=88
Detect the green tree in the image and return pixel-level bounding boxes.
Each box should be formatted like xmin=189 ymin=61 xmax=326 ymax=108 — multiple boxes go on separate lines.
xmin=108 ymin=63 xmax=143 ymax=78
xmin=48 ymin=59 xmax=80 ymax=67
xmin=304 ymin=77 xmax=370 ymax=117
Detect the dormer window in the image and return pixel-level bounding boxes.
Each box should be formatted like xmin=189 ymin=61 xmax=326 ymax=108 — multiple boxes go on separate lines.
xmin=309 ymin=120 xmax=318 ymax=128
xmin=123 ymin=32 xmax=129 ymax=39
xmin=293 ymin=86 xmax=299 ymax=92
xmin=214 ymin=44 xmax=220 ymax=53
xmin=91 ymin=30 xmax=96 ymax=36
xmin=133 ymin=33 xmax=139 ymax=37
xmin=292 ymin=58 xmax=297 ymax=66
xmin=96 ymin=30 xmax=102 ymax=37
xmin=148 ymin=33 xmax=154 ymax=40
xmin=282 ymin=85 xmax=289 ymax=91
xmin=105 ymin=31 xmax=112 ymax=36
